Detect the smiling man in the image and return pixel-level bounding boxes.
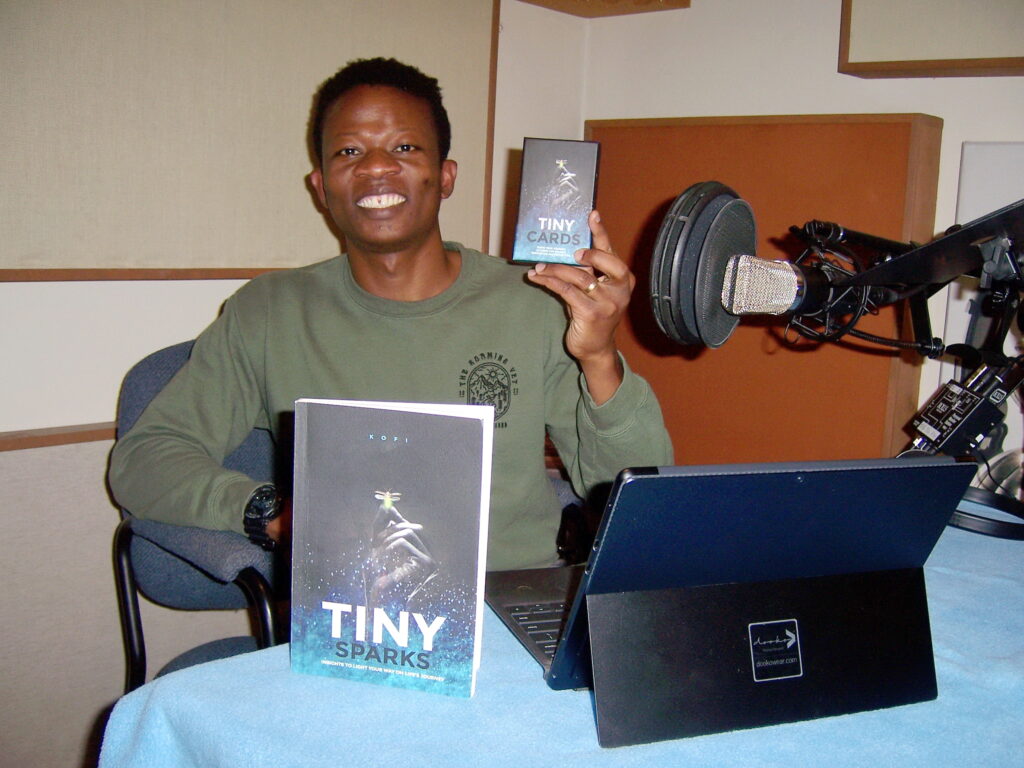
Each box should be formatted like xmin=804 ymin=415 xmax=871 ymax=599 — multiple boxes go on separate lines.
xmin=310 ymin=81 xmax=459 ymax=299
xmin=109 ymin=58 xmax=672 ymax=570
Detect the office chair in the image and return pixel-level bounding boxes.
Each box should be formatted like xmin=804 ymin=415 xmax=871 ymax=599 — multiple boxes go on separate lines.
xmin=112 ymin=340 xmax=283 ymax=694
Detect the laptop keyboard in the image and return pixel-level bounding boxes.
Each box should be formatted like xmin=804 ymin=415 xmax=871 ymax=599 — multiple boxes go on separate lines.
xmin=508 ymin=601 xmax=566 ymax=658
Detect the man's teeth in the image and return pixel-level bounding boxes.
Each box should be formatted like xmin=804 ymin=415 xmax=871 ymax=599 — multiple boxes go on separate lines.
xmin=357 ymin=194 xmax=406 ymax=209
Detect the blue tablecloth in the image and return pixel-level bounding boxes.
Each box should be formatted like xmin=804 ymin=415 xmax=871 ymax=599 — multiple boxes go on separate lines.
xmin=99 ymin=527 xmax=1023 ymax=768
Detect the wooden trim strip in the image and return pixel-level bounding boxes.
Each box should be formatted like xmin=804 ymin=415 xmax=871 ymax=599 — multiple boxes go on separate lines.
xmin=0 ymin=422 xmax=116 ymax=452
xmin=0 ymin=268 xmax=280 ymax=282
xmin=586 ymin=114 xmax=935 ymax=132
xmin=518 ymin=0 xmax=689 ymax=17
xmin=838 ymin=0 xmax=854 ymax=75
xmin=840 ymin=57 xmax=1024 ymax=79
xmin=480 ymin=0 xmax=500 ymax=253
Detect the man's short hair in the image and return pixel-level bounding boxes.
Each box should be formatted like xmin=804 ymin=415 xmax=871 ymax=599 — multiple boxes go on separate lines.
xmin=310 ymin=57 xmax=451 ymax=166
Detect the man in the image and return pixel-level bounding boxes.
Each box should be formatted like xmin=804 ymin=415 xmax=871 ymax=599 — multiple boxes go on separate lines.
xmin=109 ymin=58 xmax=672 ymax=571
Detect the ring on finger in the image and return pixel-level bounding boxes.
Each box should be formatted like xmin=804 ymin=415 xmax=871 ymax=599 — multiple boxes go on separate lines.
xmin=583 ymin=280 xmax=599 ymax=294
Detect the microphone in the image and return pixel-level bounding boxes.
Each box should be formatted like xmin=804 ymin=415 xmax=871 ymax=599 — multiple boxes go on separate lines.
xmin=722 ymin=255 xmax=818 ymax=315
xmin=650 ymin=181 xmax=902 ymax=348
xmin=721 ymin=254 xmax=897 ymax=317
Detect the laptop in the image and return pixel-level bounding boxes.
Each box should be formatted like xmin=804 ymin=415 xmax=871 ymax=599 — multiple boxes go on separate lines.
xmin=485 ymin=456 xmax=977 ymax=746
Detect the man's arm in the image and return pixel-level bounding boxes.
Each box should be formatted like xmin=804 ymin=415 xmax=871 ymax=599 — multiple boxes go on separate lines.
xmin=529 ymin=210 xmax=673 ymax=495
xmin=546 ymin=352 xmax=673 ymax=501
xmin=108 ymin=293 xmax=269 ymax=535
xmin=526 ymin=210 xmax=632 ymax=405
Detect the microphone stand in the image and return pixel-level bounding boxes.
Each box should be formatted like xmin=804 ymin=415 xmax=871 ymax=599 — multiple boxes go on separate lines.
xmin=907 ymin=234 xmax=1024 ymax=538
xmin=792 ymin=204 xmax=1024 ymax=538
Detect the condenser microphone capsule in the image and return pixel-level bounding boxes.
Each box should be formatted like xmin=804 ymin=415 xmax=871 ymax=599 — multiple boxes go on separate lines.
xmin=722 ymin=254 xmax=802 ymax=315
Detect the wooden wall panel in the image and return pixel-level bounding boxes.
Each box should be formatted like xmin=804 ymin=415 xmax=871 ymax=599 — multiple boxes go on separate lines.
xmin=585 ymin=114 xmax=941 ymax=464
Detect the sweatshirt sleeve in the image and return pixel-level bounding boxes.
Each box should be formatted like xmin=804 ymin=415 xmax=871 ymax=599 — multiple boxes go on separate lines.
xmin=107 ymin=287 xmax=270 ymax=533
xmin=542 ymin=302 xmax=674 ymax=501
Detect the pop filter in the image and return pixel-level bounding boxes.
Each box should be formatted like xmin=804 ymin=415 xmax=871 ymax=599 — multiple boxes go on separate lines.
xmin=650 ymin=181 xmax=756 ymax=347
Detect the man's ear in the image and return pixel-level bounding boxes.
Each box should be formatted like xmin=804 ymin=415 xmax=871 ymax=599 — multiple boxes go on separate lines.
xmin=440 ymin=159 xmax=457 ymax=200
xmin=309 ymin=168 xmax=327 ymax=209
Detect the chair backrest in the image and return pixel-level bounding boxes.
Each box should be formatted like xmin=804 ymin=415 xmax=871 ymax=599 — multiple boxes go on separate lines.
xmin=117 ymin=340 xmax=279 ymax=484
xmin=116 ymin=341 xmax=278 ymax=609
xmin=117 ymin=341 xmax=194 ymax=437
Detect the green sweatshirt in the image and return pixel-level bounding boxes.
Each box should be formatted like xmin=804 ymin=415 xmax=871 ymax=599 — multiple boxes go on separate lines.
xmin=108 ymin=244 xmax=673 ymax=570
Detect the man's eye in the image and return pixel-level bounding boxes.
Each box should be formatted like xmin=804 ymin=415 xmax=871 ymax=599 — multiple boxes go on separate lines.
xmin=336 ymin=147 xmax=359 ymax=157
xmin=394 ymin=144 xmax=417 ymax=153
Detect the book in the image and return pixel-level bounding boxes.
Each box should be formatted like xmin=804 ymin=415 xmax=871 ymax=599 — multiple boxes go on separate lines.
xmin=289 ymin=398 xmax=494 ymax=698
xmin=512 ymin=137 xmax=600 ymax=265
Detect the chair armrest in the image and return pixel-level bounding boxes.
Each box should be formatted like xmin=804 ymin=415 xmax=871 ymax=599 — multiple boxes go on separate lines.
xmin=129 ymin=517 xmax=274 ymax=584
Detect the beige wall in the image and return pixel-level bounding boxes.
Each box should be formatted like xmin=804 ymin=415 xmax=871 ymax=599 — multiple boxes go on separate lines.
xmin=0 ymin=279 xmax=244 ymax=432
xmin=3 ymin=441 xmax=250 ymax=768
xmin=1 ymin=0 xmax=492 ymax=271
xmin=2 ymin=2 xmax=495 ymax=767
xmin=2 ymin=0 xmax=495 ymax=435
xmin=4 ymin=1 xmax=1024 ymax=766
xmin=489 ymin=2 xmax=587 ymax=256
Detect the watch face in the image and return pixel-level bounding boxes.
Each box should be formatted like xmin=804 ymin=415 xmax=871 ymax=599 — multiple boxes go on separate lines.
xmin=246 ymin=485 xmax=280 ymax=520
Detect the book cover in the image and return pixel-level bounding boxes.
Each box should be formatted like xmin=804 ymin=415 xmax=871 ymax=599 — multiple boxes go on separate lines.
xmin=512 ymin=137 xmax=600 ymax=265
xmin=290 ymin=398 xmax=494 ymax=698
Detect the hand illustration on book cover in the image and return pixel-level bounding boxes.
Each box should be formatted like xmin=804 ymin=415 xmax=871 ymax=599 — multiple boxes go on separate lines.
xmin=364 ymin=490 xmax=438 ymax=610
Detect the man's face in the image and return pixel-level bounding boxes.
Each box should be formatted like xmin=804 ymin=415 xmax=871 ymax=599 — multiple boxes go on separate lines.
xmin=310 ymin=85 xmax=457 ymax=255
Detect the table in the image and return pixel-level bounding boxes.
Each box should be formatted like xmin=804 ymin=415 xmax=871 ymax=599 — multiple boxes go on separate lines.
xmin=99 ymin=527 xmax=1024 ymax=768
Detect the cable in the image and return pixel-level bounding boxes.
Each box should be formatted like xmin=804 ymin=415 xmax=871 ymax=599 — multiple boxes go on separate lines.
xmin=846 ymin=328 xmax=938 ymax=352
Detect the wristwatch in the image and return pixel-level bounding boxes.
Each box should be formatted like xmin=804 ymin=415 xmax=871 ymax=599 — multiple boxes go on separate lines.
xmin=243 ymin=483 xmax=282 ymax=551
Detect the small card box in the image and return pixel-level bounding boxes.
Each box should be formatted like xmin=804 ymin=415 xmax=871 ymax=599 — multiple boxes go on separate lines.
xmin=512 ymin=138 xmax=599 ymax=265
